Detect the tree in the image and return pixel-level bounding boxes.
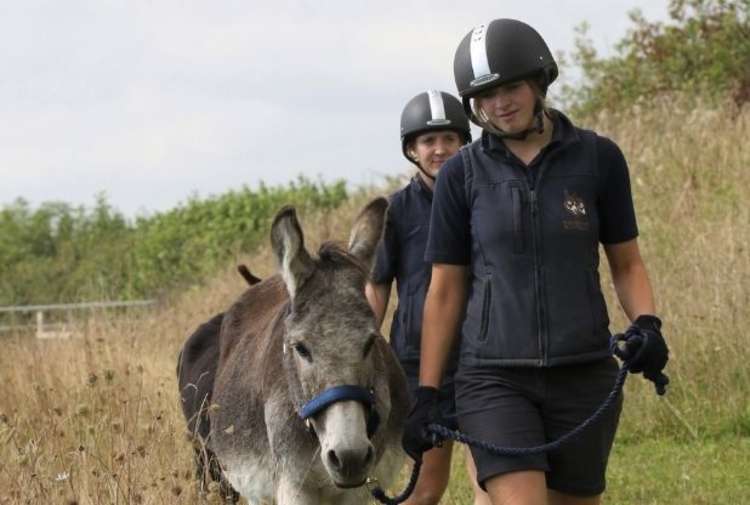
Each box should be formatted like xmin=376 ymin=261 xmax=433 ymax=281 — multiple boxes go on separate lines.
xmin=562 ymin=0 xmax=750 ymax=116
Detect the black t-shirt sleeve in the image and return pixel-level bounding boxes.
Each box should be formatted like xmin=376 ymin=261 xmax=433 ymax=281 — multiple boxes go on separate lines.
xmin=597 ymin=136 xmax=639 ymax=244
xmin=371 ymin=196 xmax=399 ymax=284
xmin=425 ymin=154 xmax=471 ymax=264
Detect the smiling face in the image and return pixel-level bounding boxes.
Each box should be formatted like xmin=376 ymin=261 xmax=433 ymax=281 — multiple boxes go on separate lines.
xmin=407 ymin=130 xmax=463 ymax=180
xmin=474 ymin=80 xmax=539 ymax=135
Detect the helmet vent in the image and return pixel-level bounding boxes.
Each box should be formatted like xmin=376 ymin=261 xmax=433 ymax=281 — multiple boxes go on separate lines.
xmin=426 ymin=89 xmax=447 ymax=123
xmin=469 ymin=24 xmax=492 ymax=83
xmin=470 ymin=73 xmax=500 ymax=87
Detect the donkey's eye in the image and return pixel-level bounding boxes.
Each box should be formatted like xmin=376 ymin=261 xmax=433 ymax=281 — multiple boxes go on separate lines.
xmin=293 ymin=342 xmax=312 ymax=361
xmin=363 ymin=334 xmax=377 ymax=358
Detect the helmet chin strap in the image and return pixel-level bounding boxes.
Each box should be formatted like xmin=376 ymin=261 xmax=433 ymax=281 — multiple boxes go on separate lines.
xmin=407 ymin=153 xmax=437 ymax=181
xmin=491 ymin=98 xmax=546 ymax=140
xmin=417 ymin=165 xmax=436 ymax=181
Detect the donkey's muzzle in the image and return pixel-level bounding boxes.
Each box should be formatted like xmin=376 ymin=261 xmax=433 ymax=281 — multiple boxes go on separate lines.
xmin=329 ymin=445 xmax=374 ymax=488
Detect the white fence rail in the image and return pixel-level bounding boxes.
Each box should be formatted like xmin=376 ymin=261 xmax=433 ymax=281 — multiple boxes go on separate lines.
xmin=0 ymin=300 xmax=156 ymax=339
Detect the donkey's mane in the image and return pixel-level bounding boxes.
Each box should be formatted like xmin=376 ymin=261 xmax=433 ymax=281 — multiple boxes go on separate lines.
xmin=316 ymin=241 xmax=367 ymax=274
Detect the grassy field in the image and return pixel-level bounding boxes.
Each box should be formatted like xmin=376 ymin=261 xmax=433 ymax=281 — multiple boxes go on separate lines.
xmin=1 ymin=99 xmax=748 ymax=504
xmin=441 ymin=436 xmax=750 ymax=504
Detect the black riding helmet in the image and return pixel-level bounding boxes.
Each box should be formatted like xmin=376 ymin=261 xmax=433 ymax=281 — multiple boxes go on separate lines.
xmin=400 ymin=90 xmax=471 ymax=178
xmin=453 ymin=19 xmax=558 ymax=136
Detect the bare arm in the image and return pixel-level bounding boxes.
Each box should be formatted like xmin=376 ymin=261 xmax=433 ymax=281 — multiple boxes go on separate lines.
xmin=365 ymin=282 xmax=392 ymax=329
xmin=419 ymin=264 xmax=468 ymax=387
xmin=604 ymin=238 xmax=656 ymax=321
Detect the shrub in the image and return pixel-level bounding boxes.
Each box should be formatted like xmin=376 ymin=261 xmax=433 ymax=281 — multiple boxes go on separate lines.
xmin=560 ymin=0 xmax=750 ymax=116
xmin=0 ymin=177 xmax=347 ymax=307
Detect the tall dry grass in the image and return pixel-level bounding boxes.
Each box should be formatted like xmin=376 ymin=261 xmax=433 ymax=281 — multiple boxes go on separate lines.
xmin=1 ymin=100 xmax=748 ymax=504
xmin=588 ymin=98 xmax=750 ymax=441
xmin=0 ymin=193 xmax=389 ymax=505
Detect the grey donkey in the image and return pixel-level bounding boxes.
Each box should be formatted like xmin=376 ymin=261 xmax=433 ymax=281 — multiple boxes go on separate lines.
xmin=180 ymin=197 xmax=410 ymax=504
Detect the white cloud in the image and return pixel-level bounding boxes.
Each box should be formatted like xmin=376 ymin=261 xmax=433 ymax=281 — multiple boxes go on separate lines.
xmin=0 ymin=0 xmax=670 ymax=215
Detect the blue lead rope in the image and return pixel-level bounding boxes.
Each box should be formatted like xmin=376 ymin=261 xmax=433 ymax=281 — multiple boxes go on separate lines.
xmin=370 ymin=363 xmax=630 ymax=505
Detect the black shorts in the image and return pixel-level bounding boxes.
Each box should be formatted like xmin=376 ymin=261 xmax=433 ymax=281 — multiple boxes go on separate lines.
xmin=403 ymin=363 xmax=459 ymax=431
xmin=454 ymin=358 xmax=623 ymax=496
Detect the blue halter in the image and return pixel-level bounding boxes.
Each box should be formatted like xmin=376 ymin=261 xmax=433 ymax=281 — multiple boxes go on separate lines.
xmin=298 ymin=385 xmax=381 ymax=438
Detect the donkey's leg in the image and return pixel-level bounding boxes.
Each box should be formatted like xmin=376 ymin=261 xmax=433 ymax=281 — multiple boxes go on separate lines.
xmin=192 ymin=446 xmax=208 ymax=493
xmin=205 ymin=449 xmax=240 ymax=503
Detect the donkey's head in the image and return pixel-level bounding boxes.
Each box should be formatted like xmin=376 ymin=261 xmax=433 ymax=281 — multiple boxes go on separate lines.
xmin=270 ymin=197 xmax=390 ymax=488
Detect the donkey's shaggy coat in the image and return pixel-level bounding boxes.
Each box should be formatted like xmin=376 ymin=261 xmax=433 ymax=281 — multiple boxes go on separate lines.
xmin=179 ymin=198 xmax=409 ymax=504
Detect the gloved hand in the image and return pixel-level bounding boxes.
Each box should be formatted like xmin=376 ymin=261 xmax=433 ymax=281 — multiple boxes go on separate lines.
xmin=402 ymin=386 xmax=441 ymax=462
xmin=611 ymin=315 xmax=670 ymax=395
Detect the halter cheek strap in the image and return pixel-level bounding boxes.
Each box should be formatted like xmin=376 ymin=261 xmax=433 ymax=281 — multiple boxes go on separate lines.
xmin=298 ymin=385 xmax=381 ymax=438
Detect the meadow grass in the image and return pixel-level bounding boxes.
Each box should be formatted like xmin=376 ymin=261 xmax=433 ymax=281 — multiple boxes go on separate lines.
xmin=442 ymin=437 xmax=750 ymax=504
xmin=1 ymin=100 xmax=748 ymax=504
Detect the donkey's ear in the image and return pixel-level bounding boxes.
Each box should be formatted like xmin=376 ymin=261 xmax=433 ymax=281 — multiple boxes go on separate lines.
xmin=348 ymin=197 xmax=388 ymax=267
xmin=271 ymin=206 xmax=315 ymax=299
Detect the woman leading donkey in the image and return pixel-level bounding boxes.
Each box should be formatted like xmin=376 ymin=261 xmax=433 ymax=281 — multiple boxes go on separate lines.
xmin=402 ymin=19 xmax=670 ymax=505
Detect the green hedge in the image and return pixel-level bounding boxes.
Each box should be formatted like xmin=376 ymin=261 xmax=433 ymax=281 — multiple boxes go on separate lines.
xmin=0 ymin=177 xmax=347 ymax=306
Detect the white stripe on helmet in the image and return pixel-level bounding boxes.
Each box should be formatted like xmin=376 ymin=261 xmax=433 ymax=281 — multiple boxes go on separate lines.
xmin=426 ymin=89 xmax=451 ymax=126
xmin=469 ymin=23 xmax=499 ymax=87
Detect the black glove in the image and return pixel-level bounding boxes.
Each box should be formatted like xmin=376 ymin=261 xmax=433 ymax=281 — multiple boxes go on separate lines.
xmin=401 ymin=386 xmax=441 ymax=462
xmin=611 ymin=315 xmax=670 ymax=395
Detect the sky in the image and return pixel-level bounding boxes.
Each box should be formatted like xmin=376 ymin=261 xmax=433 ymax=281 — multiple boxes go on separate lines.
xmin=0 ymin=0 xmax=671 ymax=217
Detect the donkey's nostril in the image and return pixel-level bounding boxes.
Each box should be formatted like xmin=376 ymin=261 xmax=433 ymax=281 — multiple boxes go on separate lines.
xmin=327 ymin=446 xmax=375 ymax=477
xmin=327 ymin=449 xmax=342 ymax=470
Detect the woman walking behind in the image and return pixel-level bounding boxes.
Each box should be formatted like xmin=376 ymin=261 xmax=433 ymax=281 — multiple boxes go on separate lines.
xmin=402 ymin=19 xmax=670 ymax=505
xmin=366 ymin=90 xmax=490 ymax=505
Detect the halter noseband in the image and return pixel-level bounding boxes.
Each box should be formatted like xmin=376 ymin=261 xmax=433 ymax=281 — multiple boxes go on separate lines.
xmin=298 ymin=385 xmax=381 ymax=438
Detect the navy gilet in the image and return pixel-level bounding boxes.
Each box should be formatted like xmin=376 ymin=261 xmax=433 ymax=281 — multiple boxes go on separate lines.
xmin=460 ymin=127 xmax=612 ymax=367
